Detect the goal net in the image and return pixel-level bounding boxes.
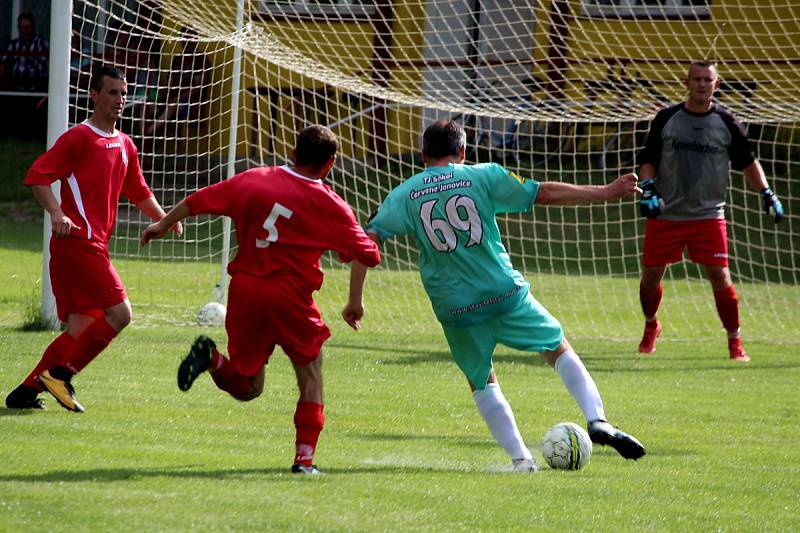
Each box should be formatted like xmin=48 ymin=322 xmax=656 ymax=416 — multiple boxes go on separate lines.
xmin=64 ymin=0 xmax=798 ymax=343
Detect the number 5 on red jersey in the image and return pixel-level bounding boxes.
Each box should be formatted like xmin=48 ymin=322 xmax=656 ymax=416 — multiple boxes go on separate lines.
xmin=256 ymin=202 xmax=294 ymax=248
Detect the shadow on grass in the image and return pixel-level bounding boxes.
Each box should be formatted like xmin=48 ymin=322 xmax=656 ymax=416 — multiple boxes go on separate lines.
xmin=0 ymin=463 xmax=486 ymax=483
xmin=0 ymin=408 xmax=44 ymax=417
xmin=333 ymin=341 xmax=800 ymax=373
xmin=330 ymin=341 xmax=548 ymax=367
xmin=583 ymin=359 xmax=800 ymax=373
xmin=381 ymin=352 xmax=548 ymax=367
xmin=351 ymin=431 xmax=496 ymax=449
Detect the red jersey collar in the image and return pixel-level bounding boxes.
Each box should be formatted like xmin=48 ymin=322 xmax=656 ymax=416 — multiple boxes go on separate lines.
xmin=281 ymin=165 xmax=322 ymax=183
xmin=82 ymin=120 xmax=119 ymax=138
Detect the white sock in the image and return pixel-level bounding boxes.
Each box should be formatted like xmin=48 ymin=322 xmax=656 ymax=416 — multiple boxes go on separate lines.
xmin=473 ymin=383 xmax=532 ymax=460
xmin=554 ymin=350 xmax=606 ymax=423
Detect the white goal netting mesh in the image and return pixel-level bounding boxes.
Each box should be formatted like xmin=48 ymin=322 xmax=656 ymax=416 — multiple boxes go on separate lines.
xmin=67 ymin=0 xmax=798 ymax=343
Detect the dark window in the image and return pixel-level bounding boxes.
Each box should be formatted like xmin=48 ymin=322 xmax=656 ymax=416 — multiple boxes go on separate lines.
xmin=582 ymin=0 xmax=711 ymax=20
xmin=258 ymin=0 xmax=377 ymax=21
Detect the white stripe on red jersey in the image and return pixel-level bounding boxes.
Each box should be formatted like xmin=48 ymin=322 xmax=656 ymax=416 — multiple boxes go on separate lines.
xmin=24 ymin=122 xmax=153 ymax=244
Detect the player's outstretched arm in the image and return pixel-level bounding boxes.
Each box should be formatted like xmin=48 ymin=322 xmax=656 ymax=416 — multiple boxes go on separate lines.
xmin=536 ymin=173 xmax=640 ymax=205
xmin=140 ymin=200 xmax=191 ymax=245
xmin=136 ymin=196 xmax=184 ymax=237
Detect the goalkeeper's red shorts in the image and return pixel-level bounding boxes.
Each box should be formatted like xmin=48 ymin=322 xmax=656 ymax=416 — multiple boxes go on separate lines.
xmin=224 ymin=272 xmax=330 ymax=377
xmin=49 ymin=238 xmax=127 ymax=322
xmin=642 ymin=218 xmax=728 ymax=268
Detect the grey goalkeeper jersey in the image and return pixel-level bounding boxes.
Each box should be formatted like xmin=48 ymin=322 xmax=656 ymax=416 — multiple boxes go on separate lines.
xmin=639 ymin=103 xmax=755 ymax=220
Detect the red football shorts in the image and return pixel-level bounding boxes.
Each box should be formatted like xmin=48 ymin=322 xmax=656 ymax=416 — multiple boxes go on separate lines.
xmin=49 ymin=238 xmax=127 ymax=322
xmin=224 ymin=272 xmax=330 ymax=377
xmin=642 ymin=218 xmax=729 ymax=267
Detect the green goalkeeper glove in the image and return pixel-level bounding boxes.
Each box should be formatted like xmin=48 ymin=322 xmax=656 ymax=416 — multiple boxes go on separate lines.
xmin=760 ymin=188 xmax=784 ymax=223
xmin=639 ymin=179 xmax=665 ymax=218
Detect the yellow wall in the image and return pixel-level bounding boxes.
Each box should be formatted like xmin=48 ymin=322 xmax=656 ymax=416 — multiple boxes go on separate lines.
xmin=173 ymin=0 xmax=797 ymax=158
xmin=531 ymin=0 xmax=800 ymax=107
xmin=170 ymin=0 xmax=428 ymax=160
xmin=239 ymin=2 xmax=429 ymax=162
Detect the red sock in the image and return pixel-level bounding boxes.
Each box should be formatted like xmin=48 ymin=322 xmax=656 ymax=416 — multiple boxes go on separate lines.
xmin=62 ymin=318 xmax=118 ymax=374
xmin=640 ymin=283 xmax=663 ymax=321
xmin=713 ymin=285 xmax=740 ymax=334
xmin=294 ymin=401 xmax=325 ymax=466
xmin=210 ymin=351 xmax=255 ymax=398
xmin=22 ymin=332 xmax=77 ymax=391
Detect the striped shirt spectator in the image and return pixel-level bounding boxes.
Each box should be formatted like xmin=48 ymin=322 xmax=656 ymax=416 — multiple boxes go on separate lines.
xmin=1 ymin=13 xmax=49 ymax=92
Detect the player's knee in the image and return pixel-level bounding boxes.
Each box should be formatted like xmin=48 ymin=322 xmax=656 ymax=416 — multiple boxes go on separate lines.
xmin=641 ymin=267 xmax=665 ymax=288
xmin=233 ymin=372 xmax=264 ymax=401
xmin=116 ymin=310 xmax=132 ymax=329
xmin=105 ymin=304 xmax=132 ymax=331
xmin=540 ymin=351 xmax=558 ymax=368
xmin=704 ymin=266 xmax=731 ymax=288
xmin=541 ymin=339 xmax=570 ymax=368
xmin=105 ymin=312 xmax=132 ymax=331
xmin=234 ymin=381 xmax=264 ymax=402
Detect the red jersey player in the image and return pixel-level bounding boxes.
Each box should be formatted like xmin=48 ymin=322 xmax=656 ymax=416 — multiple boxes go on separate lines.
xmin=141 ymin=125 xmax=381 ymax=474
xmin=5 ymin=66 xmax=181 ymax=413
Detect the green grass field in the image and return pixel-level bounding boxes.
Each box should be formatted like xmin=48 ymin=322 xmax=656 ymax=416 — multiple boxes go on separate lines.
xmin=1 ymin=213 xmax=799 ymax=531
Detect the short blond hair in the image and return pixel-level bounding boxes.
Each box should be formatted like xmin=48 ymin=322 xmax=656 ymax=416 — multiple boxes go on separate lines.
xmin=689 ymin=60 xmax=718 ymax=75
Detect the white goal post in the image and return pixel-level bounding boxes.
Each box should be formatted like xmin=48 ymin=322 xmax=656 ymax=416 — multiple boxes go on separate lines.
xmin=40 ymin=0 xmax=797 ymax=343
xmin=39 ymin=0 xmax=73 ymax=329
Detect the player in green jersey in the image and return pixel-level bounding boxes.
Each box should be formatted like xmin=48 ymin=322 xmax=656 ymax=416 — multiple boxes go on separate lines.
xmin=342 ymin=119 xmax=646 ymax=471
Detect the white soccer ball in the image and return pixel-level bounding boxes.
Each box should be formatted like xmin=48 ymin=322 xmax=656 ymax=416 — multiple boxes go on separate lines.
xmin=196 ymin=302 xmax=226 ymax=327
xmin=542 ymin=421 xmax=592 ymax=470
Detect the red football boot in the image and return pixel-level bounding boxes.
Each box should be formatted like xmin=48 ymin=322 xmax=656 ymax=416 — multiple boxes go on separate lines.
xmin=728 ymin=337 xmax=750 ymax=362
xmin=638 ymin=320 xmax=662 ymax=354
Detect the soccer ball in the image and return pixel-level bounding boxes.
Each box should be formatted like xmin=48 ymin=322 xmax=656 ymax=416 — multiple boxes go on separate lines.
xmin=541 ymin=422 xmax=592 ymax=470
xmin=197 ymin=302 xmax=226 ymax=327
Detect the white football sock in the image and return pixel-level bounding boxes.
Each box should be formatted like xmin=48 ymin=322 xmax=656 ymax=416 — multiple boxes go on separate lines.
xmin=473 ymin=383 xmax=532 ymax=460
xmin=554 ymin=350 xmax=606 ymax=423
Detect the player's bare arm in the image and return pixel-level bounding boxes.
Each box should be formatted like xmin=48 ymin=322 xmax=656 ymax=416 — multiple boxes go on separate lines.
xmin=741 ymin=160 xmax=769 ymax=191
xmin=141 ymin=200 xmax=191 ymax=245
xmin=342 ymin=232 xmax=380 ymax=330
xmin=136 ymin=196 xmax=184 ymax=237
xmin=536 ymin=173 xmax=640 ymax=205
xmin=639 ymin=163 xmax=657 ymax=181
xmin=30 ymin=184 xmax=81 ymax=237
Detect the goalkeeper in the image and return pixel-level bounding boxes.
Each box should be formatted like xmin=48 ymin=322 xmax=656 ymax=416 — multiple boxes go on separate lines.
xmin=636 ymin=60 xmax=784 ymax=361
xmin=342 ymin=119 xmax=646 ymax=472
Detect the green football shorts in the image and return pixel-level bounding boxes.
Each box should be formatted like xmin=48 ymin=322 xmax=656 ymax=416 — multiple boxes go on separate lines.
xmin=441 ymin=292 xmax=564 ymax=390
